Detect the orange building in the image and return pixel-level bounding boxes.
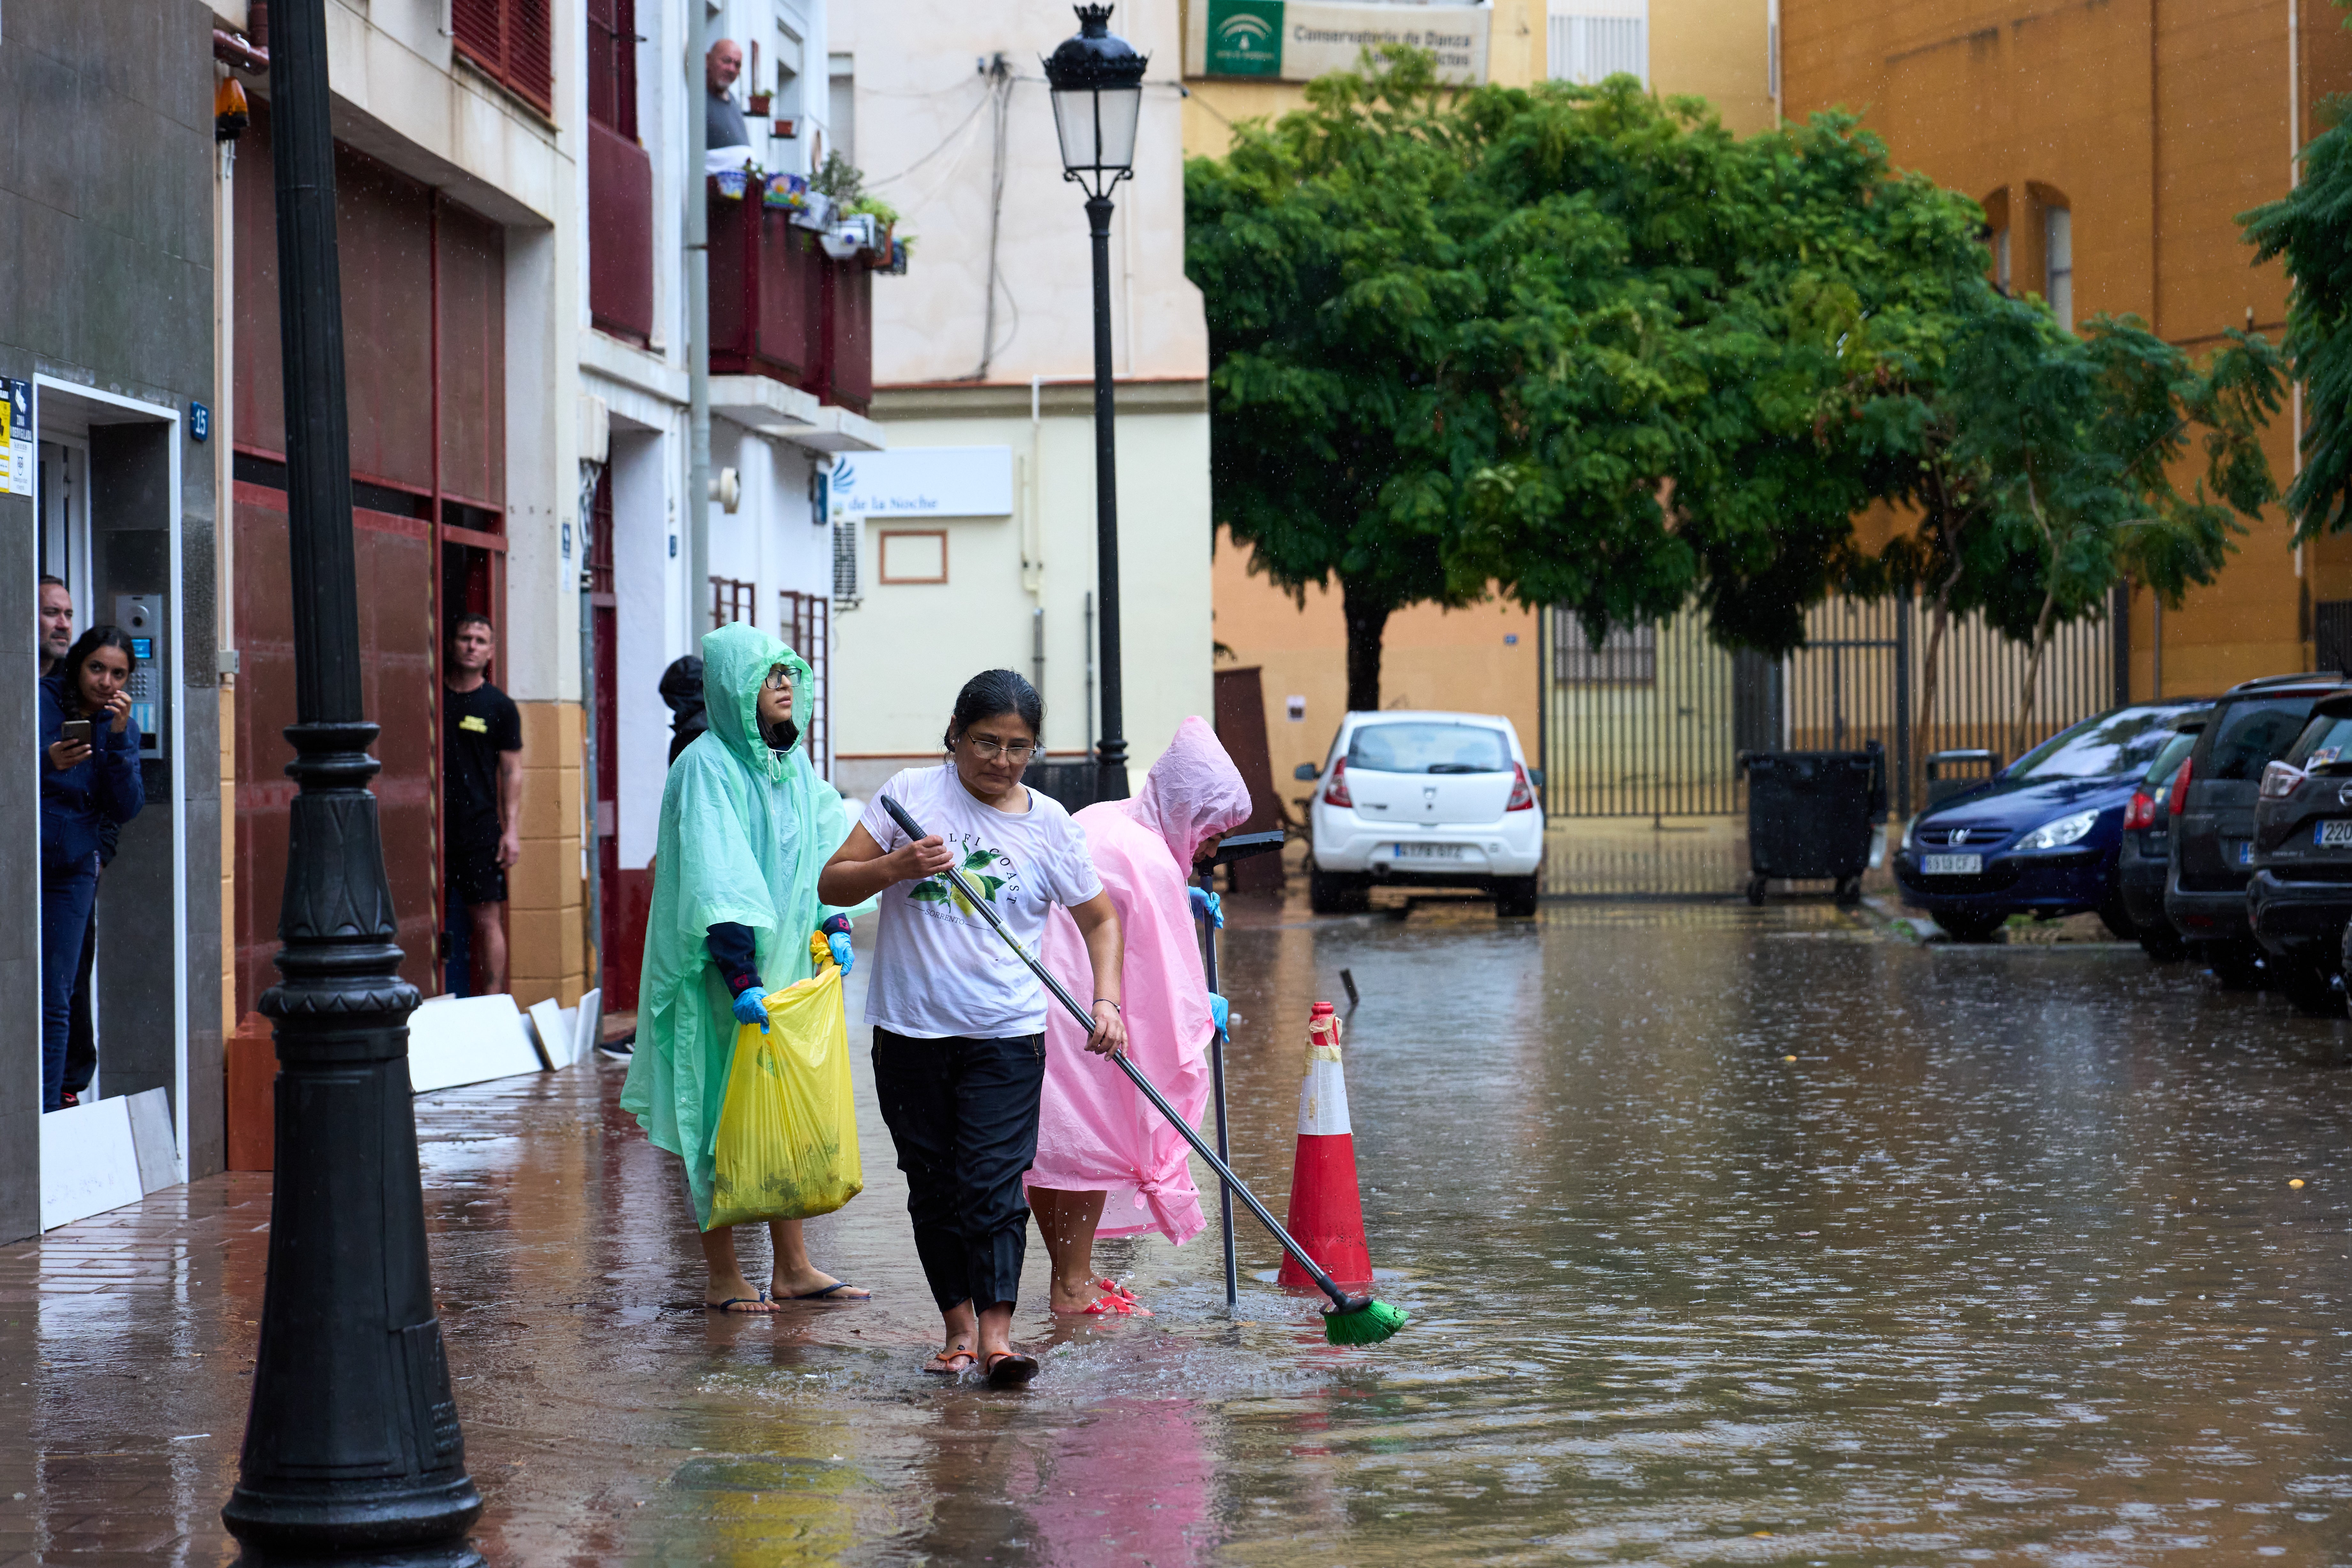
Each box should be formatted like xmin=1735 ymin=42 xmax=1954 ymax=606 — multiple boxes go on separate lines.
xmin=1782 ymin=0 xmax=2352 ymax=696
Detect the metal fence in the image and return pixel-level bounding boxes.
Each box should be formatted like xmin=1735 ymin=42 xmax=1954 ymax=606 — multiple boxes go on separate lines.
xmin=1543 ymin=591 xmax=2124 ymax=819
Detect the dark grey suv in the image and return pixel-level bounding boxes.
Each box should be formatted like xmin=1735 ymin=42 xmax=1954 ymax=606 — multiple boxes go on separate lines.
xmin=2167 ymin=674 xmax=2351 ymax=988
xmin=2248 ymin=691 xmax=2352 ymax=1016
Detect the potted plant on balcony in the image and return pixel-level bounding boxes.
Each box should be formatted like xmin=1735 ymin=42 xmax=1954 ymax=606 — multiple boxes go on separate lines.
xmin=747 ymin=89 xmax=773 ymax=116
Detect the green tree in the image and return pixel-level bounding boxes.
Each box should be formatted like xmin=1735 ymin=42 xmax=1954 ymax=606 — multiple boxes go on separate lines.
xmin=1844 ymin=294 xmax=2280 ymax=758
xmin=2242 ymin=41 xmax=2352 ymax=539
xmin=1185 ymin=55 xmax=1990 ymax=707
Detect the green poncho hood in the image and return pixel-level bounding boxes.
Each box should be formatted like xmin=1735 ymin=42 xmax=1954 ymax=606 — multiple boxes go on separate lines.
xmin=618 ymin=623 xmax=872 ymax=1226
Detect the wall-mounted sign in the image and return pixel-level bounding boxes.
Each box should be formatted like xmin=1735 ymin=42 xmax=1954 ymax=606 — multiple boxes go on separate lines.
xmin=1 ymin=380 xmax=29 ymax=496
xmin=828 ymin=446 xmax=1014 ymax=521
xmin=1189 ymin=0 xmax=1490 ymax=85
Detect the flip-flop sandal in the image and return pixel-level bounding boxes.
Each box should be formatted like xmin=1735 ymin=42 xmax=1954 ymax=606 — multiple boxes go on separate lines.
xmin=922 ymin=1348 xmax=978 ymax=1376
xmin=1094 ymin=1280 xmax=1153 ymax=1317
xmin=788 ymin=1282 xmax=871 ymax=1301
xmin=705 ymin=1294 xmax=774 ymax=1314
xmin=984 ymin=1350 xmax=1040 ymax=1389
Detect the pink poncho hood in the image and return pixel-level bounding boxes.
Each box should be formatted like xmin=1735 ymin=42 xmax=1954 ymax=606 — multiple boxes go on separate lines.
xmin=1030 ymin=718 xmax=1255 ymax=1242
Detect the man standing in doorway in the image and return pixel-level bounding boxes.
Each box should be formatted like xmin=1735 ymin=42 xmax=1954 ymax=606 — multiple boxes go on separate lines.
xmin=39 ymin=575 xmax=73 ymax=675
xmin=444 ymin=614 xmax=524 ymax=996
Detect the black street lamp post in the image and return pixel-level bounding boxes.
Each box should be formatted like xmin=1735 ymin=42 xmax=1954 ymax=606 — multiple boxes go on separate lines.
xmin=1045 ymin=4 xmax=1146 ymax=802
xmin=222 ymin=0 xmax=483 ymax=1560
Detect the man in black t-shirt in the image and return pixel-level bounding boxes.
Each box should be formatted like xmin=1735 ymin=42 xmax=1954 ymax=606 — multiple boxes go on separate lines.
xmin=444 ymin=613 xmax=525 ymax=995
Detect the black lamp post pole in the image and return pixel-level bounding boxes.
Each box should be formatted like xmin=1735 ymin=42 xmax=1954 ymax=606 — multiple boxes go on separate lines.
xmin=1086 ymin=191 xmax=1127 ymax=797
xmin=222 ymin=0 xmax=482 ymax=1559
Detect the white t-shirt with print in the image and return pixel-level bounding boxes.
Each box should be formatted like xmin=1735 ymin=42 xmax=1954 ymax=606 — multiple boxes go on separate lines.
xmin=860 ymin=765 xmax=1104 ymax=1039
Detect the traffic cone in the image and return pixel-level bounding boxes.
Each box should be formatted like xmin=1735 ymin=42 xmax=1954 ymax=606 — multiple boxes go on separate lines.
xmin=1277 ymin=1001 xmax=1374 ymax=1291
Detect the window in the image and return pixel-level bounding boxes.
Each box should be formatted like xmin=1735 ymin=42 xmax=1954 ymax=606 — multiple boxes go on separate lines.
xmin=1554 ymin=611 xmax=1656 ymax=684
xmin=2009 ymin=707 xmax=2187 ymax=781
xmin=878 ymin=529 xmax=947 ymax=584
xmin=1992 ymin=227 xmax=2011 ymax=293
xmin=585 ymin=0 xmax=636 ymax=138
xmin=2044 ymin=205 xmax=2073 ymax=327
xmin=2202 ymin=698 xmax=2322 ymax=781
xmin=451 ymin=0 xmax=553 ymax=115
xmin=1347 ymin=723 xmax=1514 ymax=775
xmin=828 ymin=53 xmax=856 ymax=167
xmin=1548 ymin=1 xmax=1648 ymax=87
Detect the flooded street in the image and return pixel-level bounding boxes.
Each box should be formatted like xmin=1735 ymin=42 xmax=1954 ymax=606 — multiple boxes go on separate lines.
xmin=11 ymin=896 xmax=2352 ymax=1564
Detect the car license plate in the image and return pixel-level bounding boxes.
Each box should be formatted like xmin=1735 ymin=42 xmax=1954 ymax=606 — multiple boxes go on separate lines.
xmin=1392 ymin=842 xmax=1466 ymax=860
xmin=2229 ymin=840 xmax=2253 ymax=866
xmin=1921 ymin=853 xmax=1982 ymax=875
xmin=2319 ymin=821 xmax=2352 ymax=848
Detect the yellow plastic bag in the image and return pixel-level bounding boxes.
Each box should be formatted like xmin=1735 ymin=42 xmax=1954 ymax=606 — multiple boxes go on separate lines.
xmin=707 ymin=939 xmax=862 ymax=1229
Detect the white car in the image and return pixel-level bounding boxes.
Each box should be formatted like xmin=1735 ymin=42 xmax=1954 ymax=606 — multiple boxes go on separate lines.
xmin=1296 ymin=710 xmax=1546 ymax=916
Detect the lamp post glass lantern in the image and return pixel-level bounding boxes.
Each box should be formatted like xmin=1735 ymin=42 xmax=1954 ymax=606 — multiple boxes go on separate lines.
xmin=1046 ymin=4 xmax=1146 ymax=801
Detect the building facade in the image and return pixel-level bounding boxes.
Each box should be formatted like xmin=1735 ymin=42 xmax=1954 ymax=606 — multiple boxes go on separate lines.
xmin=575 ymin=0 xmax=881 ymax=1013
xmin=1781 ymin=0 xmax=2352 ymax=697
xmin=826 ymin=0 xmax=1215 ymax=795
xmin=1 ymin=0 xmax=227 ymax=1241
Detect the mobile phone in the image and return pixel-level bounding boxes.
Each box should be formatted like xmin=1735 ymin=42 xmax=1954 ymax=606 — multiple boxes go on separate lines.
xmin=60 ymin=719 xmax=93 ymax=748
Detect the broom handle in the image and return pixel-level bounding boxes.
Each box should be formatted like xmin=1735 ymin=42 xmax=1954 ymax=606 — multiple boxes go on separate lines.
xmin=879 ymin=795 xmax=1354 ymax=1310
xmin=1198 ymin=886 xmax=1240 ymax=1313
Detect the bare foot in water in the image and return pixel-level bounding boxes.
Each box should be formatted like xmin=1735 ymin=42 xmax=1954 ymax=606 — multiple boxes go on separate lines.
xmin=705 ymin=1270 xmax=779 ymax=1313
xmin=770 ymin=1264 xmax=871 ymax=1302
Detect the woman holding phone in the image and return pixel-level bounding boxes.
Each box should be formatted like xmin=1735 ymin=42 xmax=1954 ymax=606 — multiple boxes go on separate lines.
xmin=39 ymin=625 xmax=143 ymax=1112
xmin=818 ymin=670 xmax=1126 ymax=1387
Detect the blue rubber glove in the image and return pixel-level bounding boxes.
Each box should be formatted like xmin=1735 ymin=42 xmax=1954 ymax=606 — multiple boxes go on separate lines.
xmin=731 ymin=986 xmax=771 ymax=1032
xmin=1208 ymin=991 xmax=1229 ymax=1034
xmin=826 ymin=931 xmax=855 ymax=974
xmin=1189 ymin=887 xmax=1224 ymax=929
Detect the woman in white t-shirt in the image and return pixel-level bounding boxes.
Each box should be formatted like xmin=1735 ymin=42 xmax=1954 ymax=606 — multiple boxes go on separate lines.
xmin=819 ymin=669 xmax=1128 ymax=1387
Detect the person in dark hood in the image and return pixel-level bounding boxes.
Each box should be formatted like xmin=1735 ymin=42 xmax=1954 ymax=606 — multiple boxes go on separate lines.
xmin=661 ymin=654 xmax=710 ymax=766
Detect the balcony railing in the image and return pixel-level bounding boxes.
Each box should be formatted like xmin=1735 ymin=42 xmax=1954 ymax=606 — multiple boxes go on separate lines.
xmin=708 ymin=180 xmax=874 ymax=415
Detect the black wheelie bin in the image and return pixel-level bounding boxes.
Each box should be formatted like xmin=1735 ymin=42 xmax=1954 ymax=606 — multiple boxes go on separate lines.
xmin=1740 ymin=742 xmax=1888 ymax=906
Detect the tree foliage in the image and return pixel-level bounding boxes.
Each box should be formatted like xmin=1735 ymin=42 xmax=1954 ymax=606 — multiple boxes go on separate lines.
xmin=2244 ymin=89 xmax=2352 ymax=538
xmin=1187 ymin=51 xmax=2279 ymax=716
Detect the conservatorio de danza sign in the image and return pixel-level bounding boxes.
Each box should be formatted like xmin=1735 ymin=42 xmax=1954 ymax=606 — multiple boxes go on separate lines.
xmin=1189 ymin=0 xmax=1490 ymax=84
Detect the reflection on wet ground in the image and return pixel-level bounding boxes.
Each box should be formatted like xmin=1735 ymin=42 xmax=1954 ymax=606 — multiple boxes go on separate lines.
xmin=7 ymin=894 xmax=2352 ymax=1564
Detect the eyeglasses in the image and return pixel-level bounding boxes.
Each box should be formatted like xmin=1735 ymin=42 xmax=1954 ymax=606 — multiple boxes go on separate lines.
xmin=965 ymin=734 xmax=1036 ymax=763
xmin=763 ymin=667 xmax=794 ymax=693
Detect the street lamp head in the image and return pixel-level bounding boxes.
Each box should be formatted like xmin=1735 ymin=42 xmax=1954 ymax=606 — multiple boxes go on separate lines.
xmin=1044 ymin=4 xmax=1147 ymax=200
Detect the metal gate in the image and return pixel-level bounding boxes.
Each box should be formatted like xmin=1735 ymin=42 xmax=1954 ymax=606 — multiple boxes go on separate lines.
xmin=1544 ymin=593 xmax=2124 ymax=820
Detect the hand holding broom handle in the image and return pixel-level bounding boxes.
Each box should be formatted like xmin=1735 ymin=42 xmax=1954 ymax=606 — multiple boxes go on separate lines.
xmin=878 ymin=794 xmax=1402 ymax=1339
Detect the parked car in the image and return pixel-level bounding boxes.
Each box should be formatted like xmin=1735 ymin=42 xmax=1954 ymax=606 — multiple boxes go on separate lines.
xmin=2246 ymin=690 xmax=2352 ymax=1016
xmin=1892 ymin=702 xmax=2207 ymax=942
xmin=2168 ymin=674 xmax=2350 ymax=988
xmin=2115 ymin=711 xmax=2209 ymax=961
xmin=1297 ymin=711 xmax=1545 ymax=916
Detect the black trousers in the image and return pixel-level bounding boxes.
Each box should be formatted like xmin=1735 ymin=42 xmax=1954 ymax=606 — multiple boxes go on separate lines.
xmin=871 ymin=1026 xmax=1047 ymax=1313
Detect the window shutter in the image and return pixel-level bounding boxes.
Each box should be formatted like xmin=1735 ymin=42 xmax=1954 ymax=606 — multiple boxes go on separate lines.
xmin=452 ymin=0 xmax=553 ymax=116
xmin=832 ymin=516 xmax=863 ymax=607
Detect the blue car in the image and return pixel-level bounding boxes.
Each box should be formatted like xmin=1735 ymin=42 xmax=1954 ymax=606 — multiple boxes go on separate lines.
xmin=1893 ymin=703 xmax=2209 ymax=942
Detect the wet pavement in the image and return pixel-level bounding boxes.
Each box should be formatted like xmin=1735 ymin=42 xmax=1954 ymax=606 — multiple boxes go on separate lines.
xmin=7 ymin=892 xmax=2352 ymax=1565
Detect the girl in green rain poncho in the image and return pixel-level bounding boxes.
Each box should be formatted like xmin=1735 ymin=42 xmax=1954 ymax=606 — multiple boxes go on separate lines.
xmin=620 ymin=624 xmax=876 ymax=1311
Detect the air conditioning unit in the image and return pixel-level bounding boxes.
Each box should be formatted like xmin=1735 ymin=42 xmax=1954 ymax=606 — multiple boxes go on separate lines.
xmin=831 ymin=514 xmax=863 ymax=609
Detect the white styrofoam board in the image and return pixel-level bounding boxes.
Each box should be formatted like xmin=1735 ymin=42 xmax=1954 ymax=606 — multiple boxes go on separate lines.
xmin=525 ymin=999 xmax=566 ymax=1071
xmin=572 ymin=988 xmax=602 ymax=1066
xmin=407 ymin=994 xmax=541 ymax=1094
xmin=556 ymin=1006 xmax=579 ymax=1066
xmin=124 ymin=1087 xmax=178 ymax=1193
xmin=40 ymin=1096 xmax=144 ymax=1230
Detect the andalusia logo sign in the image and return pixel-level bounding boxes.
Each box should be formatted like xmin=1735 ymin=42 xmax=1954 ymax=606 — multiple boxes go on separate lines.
xmin=1206 ymin=0 xmax=1283 ymax=76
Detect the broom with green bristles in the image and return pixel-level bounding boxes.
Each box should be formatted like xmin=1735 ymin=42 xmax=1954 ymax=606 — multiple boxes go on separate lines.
xmin=880 ymin=796 xmax=1408 ymax=1346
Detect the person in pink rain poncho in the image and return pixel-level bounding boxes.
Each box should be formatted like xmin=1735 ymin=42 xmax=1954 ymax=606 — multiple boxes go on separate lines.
xmin=1027 ymin=717 xmax=1255 ymax=1315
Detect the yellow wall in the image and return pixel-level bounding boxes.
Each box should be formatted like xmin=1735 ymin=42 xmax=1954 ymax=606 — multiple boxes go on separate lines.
xmin=1214 ymin=528 xmax=1541 ymax=787
xmin=511 ymin=701 xmax=588 ymax=1009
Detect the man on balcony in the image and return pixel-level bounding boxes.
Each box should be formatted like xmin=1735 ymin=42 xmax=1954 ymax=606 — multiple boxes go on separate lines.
xmin=707 ymin=38 xmax=754 ymax=173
